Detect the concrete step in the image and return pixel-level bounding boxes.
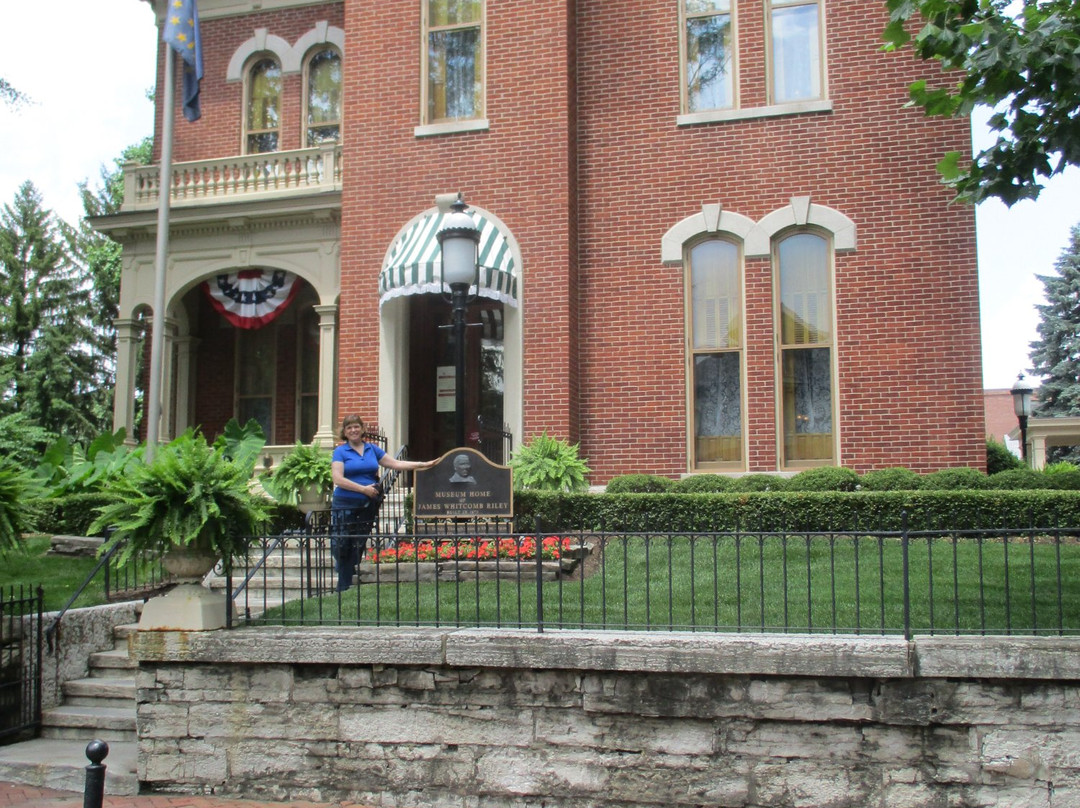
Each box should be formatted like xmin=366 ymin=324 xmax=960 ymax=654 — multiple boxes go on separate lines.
xmin=61 ymin=677 xmax=136 ymax=708
xmin=0 ymin=738 xmax=137 ymax=795
xmin=40 ymin=705 xmax=136 ymax=742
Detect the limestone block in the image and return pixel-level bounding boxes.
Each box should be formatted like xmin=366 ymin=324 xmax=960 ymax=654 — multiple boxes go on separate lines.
xmin=981 ymin=728 xmax=1080 ymax=776
xmin=475 ymin=747 xmax=608 ymax=798
xmin=880 ymin=781 xmax=946 ymax=808
xmin=915 ymin=636 xmax=1080 ymax=681
xmin=751 ymin=759 xmax=870 ymax=808
xmin=227 ymin=739 xmax=331 ymax=778
xmin=922 ymin=726 xmax=981 ymax=784
xmin=186 ymin=700 xmax=339 ymax=741
xmin=139 ymin=738 xmax=228 ymax=784
xmin=136 ymin=702 xmax=190 ymax=738
xmin=249 ymin=665 xmax=295 ymax=696
xmin=340 ymin=705 xmax=534 ymax=748
xmin=599 ymin=750 xmax=751 ymax=806
xmin=964 ymin=784 xmax=1052 ymax=807
xmin=726 ymin=720 xmax=864 ymax=760
xmin=130 ymin=626 xmax=450 ymax=666
xmin=398 ymin=669 xmax=438 ymax=691
xmin=447 ymin=630 xmax=911 ymax=679
xmin=859 ymin=726 xmax=926 ymax=764
xmin=535 ymin=709 xmax=717 ymax=756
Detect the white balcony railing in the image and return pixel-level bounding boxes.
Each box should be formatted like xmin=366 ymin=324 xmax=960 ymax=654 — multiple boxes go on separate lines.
xmin=121 ymin=145 xmax=342 ymax=212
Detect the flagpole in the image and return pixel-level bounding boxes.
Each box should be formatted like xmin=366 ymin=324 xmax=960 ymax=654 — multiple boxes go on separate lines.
xmin=146 ymin=49 xmax=176 ymax=461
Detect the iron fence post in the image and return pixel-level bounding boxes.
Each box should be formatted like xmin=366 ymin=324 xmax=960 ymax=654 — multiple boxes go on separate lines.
xmin=901 ymin=510 xmax=911 ymax=641
xmin=535 ymin=522 xmax=545 ymax=633
xmin=83 ymin=739 xmax=108 ymax=808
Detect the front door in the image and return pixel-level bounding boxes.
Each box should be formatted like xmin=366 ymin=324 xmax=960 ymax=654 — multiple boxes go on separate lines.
xmin=408 ymin=294 xmax=504 ymax=461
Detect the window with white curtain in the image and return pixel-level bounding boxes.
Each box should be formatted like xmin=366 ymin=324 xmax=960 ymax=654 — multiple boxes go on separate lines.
xmin=769 ymin=0 xmax=822 ymax=104
xmin=688 ymin=239 xmax=744 ymax=468
xmin=777 ymin=232 xmax=834 ymax=466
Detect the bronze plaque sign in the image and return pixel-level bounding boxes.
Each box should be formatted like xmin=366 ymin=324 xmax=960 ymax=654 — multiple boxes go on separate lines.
xmin=414 ymin=447 xmax=513 ymax=518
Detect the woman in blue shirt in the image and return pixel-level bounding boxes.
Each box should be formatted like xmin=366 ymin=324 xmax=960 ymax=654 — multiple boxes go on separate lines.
xmin=331 ymin=414 xmax=435 ymax=591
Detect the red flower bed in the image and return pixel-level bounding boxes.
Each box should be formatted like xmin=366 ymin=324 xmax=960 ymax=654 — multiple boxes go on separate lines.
xmin=368 ymin=536 xmax=572 ymax=564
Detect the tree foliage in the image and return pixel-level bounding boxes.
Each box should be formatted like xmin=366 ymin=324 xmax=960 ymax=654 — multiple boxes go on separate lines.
xmin=884 ymin=0 xmax=1080 ymax=205
xmin=0 ymin=78 xmax=30 ymax=109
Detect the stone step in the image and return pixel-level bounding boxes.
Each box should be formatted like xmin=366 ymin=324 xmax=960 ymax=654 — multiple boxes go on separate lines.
xmin=40 ymin=705 xmax=137 ymax=742
xmin=88 ymin=647 xmax=137 ymax=673
xmin=0 ymin=738 xmax=138 ymax=795
xmin=62 ymin=677 xmax=136 ymax=708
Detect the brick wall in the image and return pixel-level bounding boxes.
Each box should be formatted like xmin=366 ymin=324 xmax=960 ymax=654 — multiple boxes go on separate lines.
xmin=152 ymin=0 xmax=983 ymax=479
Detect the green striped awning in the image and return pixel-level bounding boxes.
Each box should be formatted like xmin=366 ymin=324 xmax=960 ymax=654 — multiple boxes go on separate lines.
xmin=379 ymin=210 xmax=518 ymax=307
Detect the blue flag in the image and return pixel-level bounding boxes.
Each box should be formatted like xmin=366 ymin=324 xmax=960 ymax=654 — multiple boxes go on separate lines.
xmin=163 ymin=0 xmax=203 ymax=122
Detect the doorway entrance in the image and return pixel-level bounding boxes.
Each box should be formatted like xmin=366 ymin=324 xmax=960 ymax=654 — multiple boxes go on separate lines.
xmin=407 ymin=294 xmax=505 ymax=461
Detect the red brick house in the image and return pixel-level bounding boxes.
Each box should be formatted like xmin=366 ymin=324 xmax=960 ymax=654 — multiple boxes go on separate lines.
xmin=94 ymin=0 xmax=985 ymax=483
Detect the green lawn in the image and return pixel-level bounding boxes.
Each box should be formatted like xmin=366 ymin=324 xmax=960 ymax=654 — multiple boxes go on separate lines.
xmin=1 ymin=536 xmax=108 ymax=612
xmin=256 ymin=533 xmax=1080 ymax=636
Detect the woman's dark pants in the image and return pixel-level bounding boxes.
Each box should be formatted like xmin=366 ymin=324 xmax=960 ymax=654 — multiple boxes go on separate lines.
xmin=331 ymin=503 xmax=377 ymax=592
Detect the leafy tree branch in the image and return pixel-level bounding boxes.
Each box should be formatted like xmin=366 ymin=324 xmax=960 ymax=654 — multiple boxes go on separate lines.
xmin=885 ymin=0 xmax=1080 ymax=205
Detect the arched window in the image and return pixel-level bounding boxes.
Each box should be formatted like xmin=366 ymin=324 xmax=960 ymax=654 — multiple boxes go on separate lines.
xmin=423 ymin=0 xmax=484 ymax=123
xmin=776 ymin=231 xmax=834 ymax=466
xmin=304 ymin=47 xmax=341 ymax=146
xmin=688 ymin=238 xmax=744 ymax=468
xmin=245 ymin=57 xmax=282 ymax=153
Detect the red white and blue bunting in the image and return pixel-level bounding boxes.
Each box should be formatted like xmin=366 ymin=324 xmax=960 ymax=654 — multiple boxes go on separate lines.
xmin=203 ymin=269 xmax=301 ymax=329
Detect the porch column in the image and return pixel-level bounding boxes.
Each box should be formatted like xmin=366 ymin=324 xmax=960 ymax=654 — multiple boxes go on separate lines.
xmin=113 ymin=318 xmax=143 ymax=445
xmin=1030 ymin=433 xmax=1047 ymax=470
xmin=173 ymin=334 xmax=199 ymax=435
xmin=312 ymin=304 xmax=339 ymax=447
xmin=158 ymin=317 xmax=178 ymax=442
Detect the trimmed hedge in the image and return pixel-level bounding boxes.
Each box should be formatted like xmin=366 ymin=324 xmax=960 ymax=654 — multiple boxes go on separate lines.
xmin=604 ymin=474 xmax=674 ymax=494
xmin=514 ymin=489 xmax=1080 ymax=533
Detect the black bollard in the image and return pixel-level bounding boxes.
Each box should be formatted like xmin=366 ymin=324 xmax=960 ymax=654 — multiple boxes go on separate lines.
xmin=83 ymin=739 xmax=109 ymax=808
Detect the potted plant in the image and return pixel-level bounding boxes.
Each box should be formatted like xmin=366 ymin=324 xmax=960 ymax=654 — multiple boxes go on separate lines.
xmin=90 ymin=428 xmax=272 ymax=630
xmin=265 ymin=442 xmax=333 ymax=513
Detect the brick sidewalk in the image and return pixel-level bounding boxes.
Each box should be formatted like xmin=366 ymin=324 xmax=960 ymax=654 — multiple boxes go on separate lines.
xmin=0 ymin=783 xmax=372 ymax=808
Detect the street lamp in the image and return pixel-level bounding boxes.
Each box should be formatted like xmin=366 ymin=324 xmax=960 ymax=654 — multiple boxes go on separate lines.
xmin=436 ymin=194 xmax=480 ymax=449
xmin=1010 ymin=373 xmax=1034 ymax=464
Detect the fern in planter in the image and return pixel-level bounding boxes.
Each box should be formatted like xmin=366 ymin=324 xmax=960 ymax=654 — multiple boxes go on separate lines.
xmin=510 ymin=432 xmax=591 ymax=492
xmin=265 ymin=442 xmax=333 ymax=507
xmin=90 ymin=430 xmax=272 ymax=567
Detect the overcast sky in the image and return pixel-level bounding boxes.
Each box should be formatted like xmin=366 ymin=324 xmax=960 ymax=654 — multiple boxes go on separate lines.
xmin=1 ymin=0 xmax=1077 ymax=391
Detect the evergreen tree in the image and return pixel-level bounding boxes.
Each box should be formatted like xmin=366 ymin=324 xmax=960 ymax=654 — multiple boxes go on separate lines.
xmin=1030 ymin=224 xmax=1080 ymax=415
xmin=0 ymin=182 xmax=99 ymax=439
xmin=1029 ymin=223 xmax=1080 ymax=463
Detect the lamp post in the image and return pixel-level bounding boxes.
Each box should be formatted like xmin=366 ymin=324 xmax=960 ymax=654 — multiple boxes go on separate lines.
xmin=1010 ymin=373 xmax=1034 ymax=464
xmin=436 ymin=194 xmax=480 ymax=449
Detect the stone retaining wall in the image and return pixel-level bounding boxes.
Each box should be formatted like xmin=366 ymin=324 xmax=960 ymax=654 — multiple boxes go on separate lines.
xmin=130 ymin=629 xmax=1080 ymax=807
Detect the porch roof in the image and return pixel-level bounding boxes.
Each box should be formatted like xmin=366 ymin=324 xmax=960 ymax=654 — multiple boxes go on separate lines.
xmin=378 ymin=210 xmax=518 ymax=307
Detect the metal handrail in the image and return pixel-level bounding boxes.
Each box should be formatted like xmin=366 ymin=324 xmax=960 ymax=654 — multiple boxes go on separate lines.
xmin=44 ymin=536 xmax=124 ymax=654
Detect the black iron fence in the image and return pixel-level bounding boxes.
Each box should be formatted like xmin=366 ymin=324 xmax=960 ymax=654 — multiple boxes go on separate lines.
xmin=226 ymin=516 xmax=1080 ymax=637
xmin=475 ymin=416 xmax=513 ymax=465
xmin=0 ymin=585 xmax=43 ymax=744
